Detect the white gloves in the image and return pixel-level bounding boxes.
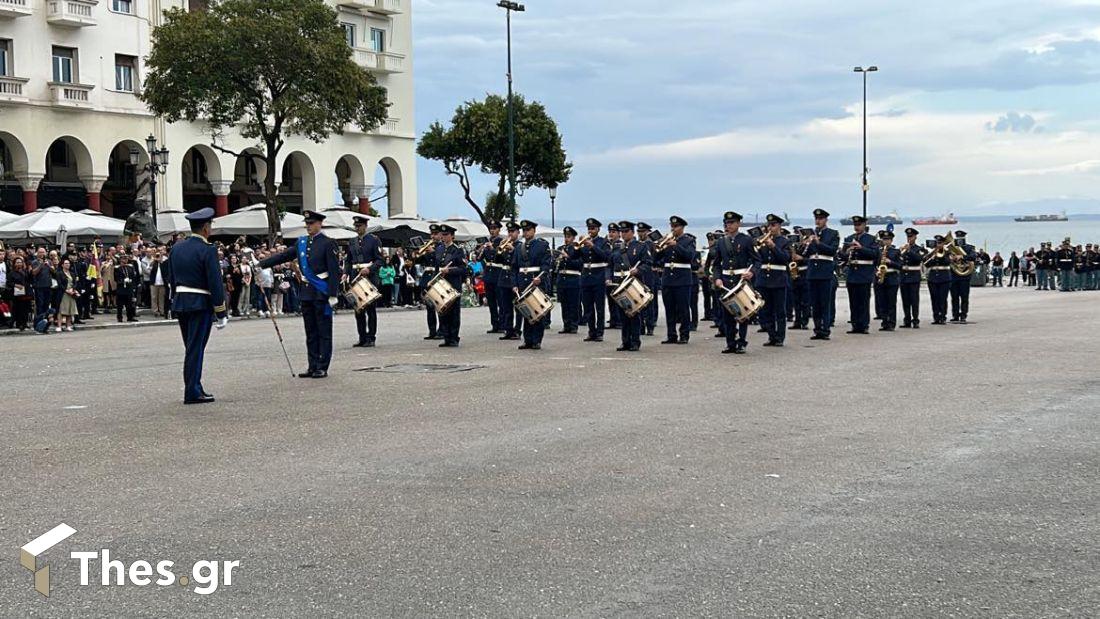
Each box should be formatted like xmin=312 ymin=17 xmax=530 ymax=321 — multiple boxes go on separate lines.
xmin=328 ymin=296 xmax=338 ymax=308
xmin=215 ymin=316 xmax=229 ymax=330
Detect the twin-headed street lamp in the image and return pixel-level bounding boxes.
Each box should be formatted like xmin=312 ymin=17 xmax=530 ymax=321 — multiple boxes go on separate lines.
xmin=130 ymin=133 xmax=169 ymax=223
xmin=854 ymin=65 xmax=877 ymax=219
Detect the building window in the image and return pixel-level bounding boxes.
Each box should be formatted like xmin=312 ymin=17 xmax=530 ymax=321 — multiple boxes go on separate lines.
xmin=370 ymin=28 xmax=385 ymax=53
xmin=342 ymin=23 xmax=356 ymax=48
xmin=0 ymin=40 xmax=10 ymax=77
xmin=114 ymin=55 xmax=137 ymax=92
xmin=49 ymin=141 xmax=70 ymax=168
xmin=52 ymin=47 xmax=76 ymax=84
xmin=191 ymin=150 xmax=208 ymax=185
xmin=111 ymin=0 xmax=133 ymax=14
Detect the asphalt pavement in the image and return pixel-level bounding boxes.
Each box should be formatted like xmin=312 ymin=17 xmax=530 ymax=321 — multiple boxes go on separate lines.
xmin=1 ymin=287 xmax=1097 ymax=617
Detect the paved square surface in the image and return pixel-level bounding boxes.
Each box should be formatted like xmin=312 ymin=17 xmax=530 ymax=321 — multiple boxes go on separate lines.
xmin=1 ymin=288 xmax=1098 ymax=616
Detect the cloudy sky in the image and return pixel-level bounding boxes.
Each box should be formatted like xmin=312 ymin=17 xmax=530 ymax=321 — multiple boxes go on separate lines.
xmin=408 ymin=0 xmax=1100 ymax=222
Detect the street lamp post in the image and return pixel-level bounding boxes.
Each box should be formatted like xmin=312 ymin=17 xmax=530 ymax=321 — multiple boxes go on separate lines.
xmin=497 ymin=1 xmax=524 ymax=222
xmin=853 ymin=65 xmax=877 ymax=219
xmin=131 ymin=133 xmax=169 ymax=225
xmin=548 ymin=184 xmax=557 ymax=248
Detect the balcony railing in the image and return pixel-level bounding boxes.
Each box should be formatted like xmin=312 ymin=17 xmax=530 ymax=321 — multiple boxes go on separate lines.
xmin=49 ymin=82 xmax=95 ymax=108
xmin=367 ymin=0 xmax=401 ymax=14
xmin=336 ymin=0 xmax=372 ymax=9
xmin=0 ymin=75 xmax=29 ymax=102
xmin=352 ymin=48 xmax=405 ymax=74
xmin=371 ymin=118 xmax=399 ymax=136
xmin=0 ymin=0 xmax=33 ymax=18
xmin=46 ymin=0 xmax=96 ymax=26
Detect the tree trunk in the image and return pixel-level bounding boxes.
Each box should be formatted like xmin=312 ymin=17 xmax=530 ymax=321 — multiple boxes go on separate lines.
xmin=264 ymin=150 xmax=279 ymax=247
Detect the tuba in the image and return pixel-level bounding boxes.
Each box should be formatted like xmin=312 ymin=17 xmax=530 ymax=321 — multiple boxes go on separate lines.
xmin=940 ymin=232 xmax=974 ymax=277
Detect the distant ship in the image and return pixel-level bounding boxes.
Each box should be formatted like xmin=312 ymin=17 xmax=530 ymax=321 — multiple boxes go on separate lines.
xmin=1014 ymin=212 xmax=1068 ymax=223
xmin=912 ymin=212 xmax=958 ymax=226
xmin=841 ymin=211 xmax=902 ymax=226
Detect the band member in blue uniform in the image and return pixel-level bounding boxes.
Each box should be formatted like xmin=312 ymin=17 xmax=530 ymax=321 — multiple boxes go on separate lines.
xmin=702 ymin=233 xmax=719 ymax=329
xmin=949 ymin=230 xmax=977 ymax=323
xmin=637 ymin=222 xmax=660 ymax=335
xmin=556 ymin=226 xmax=583 ymax=334
xmin=416 ymin=224 xmax=443 ymax=340
xmin=481 ymin=220 xmax=504 ymax=333
xmin=606 ymin=223 xmax=625 ymax=330
xmin=616 ymin=221 xmax=651 ymax=352
xmin=435 ymin=224 xmax=468 ymax=347
xmin=1035 ymin=242 xmax=1054 ymax=290
xmin=926 ymin=235 xmax=952 ymax=324
xmin=496 ymin=221 xmax=521 ymax=340
xmin=167 ymin=208 xmax=228 ymax=404
xmin=899 ymin=228 xmax=927 ymax=328
xmin=1055 ymin=238 xmax=1074 ymax=292
xmin=756 ymin=214 xmax=790 ymax=347
xmin=876 ymin=230 xmax=902 ymax=331
xmin=657 ymin=215 xmax=697 ymax=344
xmin=804 ymin=208 xmax=839 ymax=341
xmin=841 ymin=215 xmax=879 ymax=334
xmin=512 ymin=220 xmax=552 ymax=350
xmin=788 ymin=229 xmax=811 ymax=330
xmin=346 ymin=214 xmax=384 ymax=348
xmin=579 ymin=218 xmax=611 ymax=342
xmin=710 ymin=211 xmax=757 ymax=354
xmin=259 ymin=210 xmax=341 ymax=378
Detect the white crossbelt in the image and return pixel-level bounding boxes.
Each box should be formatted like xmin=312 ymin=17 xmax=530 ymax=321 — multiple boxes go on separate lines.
xmin=665 ymin=262 xmax=693 ymax=269
xmin=903 ymin=266 xmax=923 ymax=271
xmin=723 ymin=268 xmax=749 ymax=276
xmin=762 ymin=264 xmax=788 ymax=271
xmin=175 ymin=286 xmax=210 ymax=295
xmin=930 ymin=266 xmax=951 ymax=271
xmin=520 ymin=266 xmax=541 ymax=273
xmin=584 ymin=262 xmax=608 ymax=269
xmin=560 ymin=269 xmax=581 ymax=276
xmin=849 ymin=260 xmax=874 ymax=266
xmin=809 ymin=254 xmax=834 ymax=261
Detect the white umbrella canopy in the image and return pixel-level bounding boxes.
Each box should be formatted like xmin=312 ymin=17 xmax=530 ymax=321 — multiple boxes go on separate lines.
xmin=211 ymin=203 xmax=304 ymax=236
xmin=282 ymin=223 xmax=358 ymax=241
xmin=0 ymin=210 xmax=19 ymax=225
xmin=318 ymin=206 xmax=363 ymax=230
xmin=156 ymin=209 xmax=192 ymax=238
xmin=432 ymin=216 xmax=493 ymax=242
xmin=0 ymin=206 xmax=126 ymax=240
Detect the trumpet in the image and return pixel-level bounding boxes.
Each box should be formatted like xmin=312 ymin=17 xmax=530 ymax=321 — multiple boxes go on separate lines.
xmin=654 ymin=233 xmax=677 ymax=252
xmin=498 ymin=237 xmax=516 ymax=253
xmin=754 ymin=229 xmax=775 ymax=250
xmin=412 ymin=238 xmax=438 ymax=259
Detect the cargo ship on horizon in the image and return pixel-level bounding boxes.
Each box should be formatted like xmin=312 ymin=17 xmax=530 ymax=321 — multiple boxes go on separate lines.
xmin=840 ymin=211 xmax=902 ymax=226
xmin=911 ymin=213 xmax=958 ymax=226
xmin=1014 ymin=212 xmax=1068 ymax=222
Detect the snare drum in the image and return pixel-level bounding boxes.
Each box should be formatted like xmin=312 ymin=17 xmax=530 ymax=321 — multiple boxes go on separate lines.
xmin=514 ymin=282 xmax=554 ymax=324
xmin=422 ymin=273 xmax=460 ymax=315
xmin=719 ymin=280 xmax=765 ymax=322
xmin=610 ymin=275 xmax=654 ymax=317
xmin=344 ymin=276 xmax=382 ymax=312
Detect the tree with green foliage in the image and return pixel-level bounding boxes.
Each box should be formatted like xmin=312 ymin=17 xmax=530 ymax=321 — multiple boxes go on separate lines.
xmin=418 ymin=94 xmax=571 ymax=225
xmin=141 ymin=0 xmax=389 ymax=242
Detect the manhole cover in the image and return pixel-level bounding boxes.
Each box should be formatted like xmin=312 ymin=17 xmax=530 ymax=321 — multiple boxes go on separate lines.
xmin=355 ymin=363 xmax=486 ymax=374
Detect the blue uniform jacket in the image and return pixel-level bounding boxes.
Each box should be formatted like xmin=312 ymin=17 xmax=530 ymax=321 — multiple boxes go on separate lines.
xmin=925 ymin=249 xmax=953 ymax=284
xmin=482 ymin=236 xmax=503 ymax=285
xmin=900 ymin=244 xmax=927 ymax=285
xmin=346 ymin=233 xmax=384 ymax=283
xmin=435 ymin=242 xmax=467 ymax=289
xmin=756 ymin=235 xmax=791 ymax=289
xmin=512 ymin=237 xmax=552 ymax=291
xmin=260 ymin=233 xmax=341 ymax=302
xmin=579 ymin=236 xmax=611 ymax=287
xmin=805 ymin=227 xmax=840 ymax=280
xmin=709 ymin=232 xmax=756 ymax=287
xmin=167 ymin=235 xmax=227 ymax=317
xmin=495 ymin=240 xmax=516 ymax=289
xmin=880 ymin=246 xmax=903 ymax=286
xmin=609 ymin=241 xmax=629 ymax=283
xmin=556 ymin=245 xmax=583 ymax=290
xmin=658 ymin=234 xmax=698 ymax=287
xmin=622 ymin=238 xmax=652 ymax=279
xmin=843 ymin=232 xmax=880 ymax=285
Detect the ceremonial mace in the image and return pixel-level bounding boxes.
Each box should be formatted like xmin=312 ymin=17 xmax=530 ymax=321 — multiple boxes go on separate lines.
xmin=243 ymin=249 xmax=295 ymax=378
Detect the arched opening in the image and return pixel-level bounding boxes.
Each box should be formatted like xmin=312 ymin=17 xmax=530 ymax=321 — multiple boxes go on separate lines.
xmin=278 ymin=151 xmax=315 ymax=214
xmin=334 ymin=154 xmax=365 ymax=210
xmin=0 ymin=132 xmax=28 ymax=215
xmin=181 ymin=145 xmax=224 ymax=212
xmin=101 ymin=140 xmax=148 ymax=219
xmin=39 ymin=136 xmax=92 ymax=210
xmin=229 ymin=148 xmax=266 ymax=212
xmin=373 ymin=157 xmax=403 ymax=217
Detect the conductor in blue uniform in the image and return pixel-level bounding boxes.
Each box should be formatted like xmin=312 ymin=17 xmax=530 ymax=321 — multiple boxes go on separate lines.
xmin=167 ymin=208 xmax=228 ymax=404
xmin=259 ymin=210 xmax=341 ymax=378
xmin=512 ymin=219 xmax=552 ymax=350
xmin=346 ymin=214 xmax=384 ymax=347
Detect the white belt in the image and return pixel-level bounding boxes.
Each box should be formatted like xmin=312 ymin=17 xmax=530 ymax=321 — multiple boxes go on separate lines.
xmin=723 ymin=268 xmax=749 ymax=276
xmin=613 ymin=270 xmax=629 ymax=278
xmin=520 ymin=266 xmax=541 ymax=274
xmin=885 ymin=268 xmax=899 ymax=273
xmin=850 ymin=260 xmax=873 ymax=266
xmin=810 ymin=255 xmax=834 ymax=261
xmin=488 ymin=263 xmax=507 ymax=269
xmin=423 ymin=267 xmax=437 ymax=273
xmin=584 ymin=263 xmax=608 ymax=269
xmin=175 ymin=286 xmax=210 ymax=295
xmin=352 ymin=263 xmax=372 ymax=270
xmin=930 ymin=266 xmax=951 ymax=271
xmin=762 ymin=264 xmax=787 ymax=271
xmin=665 ymin=262 xmax=693 ymax=269
xmin=316 ymin=272 xmax=329 ymax=279
xmin=798 ymin=266 xmax=809 ymax=271
xmin=560 ymin=269 xmax=581 ymax=276
xmin=903 ymin=266 xmax=923 ymax=271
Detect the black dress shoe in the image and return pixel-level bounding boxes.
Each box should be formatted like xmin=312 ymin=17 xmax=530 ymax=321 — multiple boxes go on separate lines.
xmin=756 ymin=327 xmax=768 ymax=333
xmin=486 ymin=329 xmax=502 ymax=334
xmin=184 ymin=394 xmax=215 ymax=405
xmin=439 ymin=341 xmax=458 ymax=347
xmin=660 ymin=339 xmax=678 ymax=344
xmin=676 ymin=339 xmax=689 ymax=344
xmin=353 ymin=341 xmax=368 ymax=348
xmin=518 ymin=344 xmax=533 ymax=350
xmin=645 ymin=329 xmax=655 ymax=336
xmin=879 ymin=326 xmax=894 ymax=332
xmin=423 ymin=334 xmax=437 ymax=340
xmin=899 ymin=324 xmax=912 ymax=329
xmin=628 ymin=346 xmax=640 ymax=351
xmin=912 ymin=324 xmax=920 ymax=329
xmin=713 ymin=332 xmax=724 ymax=338
xmin=530 ymin=344 xmax=541 ymax=350
xmin=499 ymin=334 xmax=520 ymax=341
xmin=734 ymin=345 xmax=746 ymax=354
xmin=363 ymin=340 xmax=376 ymax=348
xmin=721 ymin=347 xmax=736 ymax=354
xmin=298 ymin=371 xmax=316 ymax=378
xmin=310 ymin=370 xmax=328 ymax=378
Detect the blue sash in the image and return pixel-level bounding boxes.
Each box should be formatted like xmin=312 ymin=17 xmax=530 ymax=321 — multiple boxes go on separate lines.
xmin=297 ymin=235 xmax=332 ymax=316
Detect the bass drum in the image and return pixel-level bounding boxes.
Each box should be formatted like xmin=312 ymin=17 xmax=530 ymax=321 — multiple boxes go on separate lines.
xmin=515 ymin=282 xmax=554 ymax=324
xmin=720 ymin=280 xmax=765 ymax=322
xmin=610 ymin=275 xmax=654 ymax=318
xmin=422 ymin=273 xmax=460 ymax=315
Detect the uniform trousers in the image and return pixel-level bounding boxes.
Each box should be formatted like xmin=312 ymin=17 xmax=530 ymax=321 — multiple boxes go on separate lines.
xmin=302 ymin=300 xmax=334 ymax=372
xmin=846 ymin=282 xmax=871 ymax=331
xmin=177 ymin=310 xmax=213 ymax=401
xmin=662 ymin=285 xmax=691 ymax=341
xmin=581 ymin=284 xmax=606 ymax=338
xmin=950 ymin=279 xmax=971 ymax=319
xmin=900 ymin=282 xmax=921 ymax=326
xmin=761 ymin=286 xmax=787 ymax=343
xmin=929 ymin=281 xmax=950 ymax=322
xmin=808 ymin=278 xmax=834 ymax=336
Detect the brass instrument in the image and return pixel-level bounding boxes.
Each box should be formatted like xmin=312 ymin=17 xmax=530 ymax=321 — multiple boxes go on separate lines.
xmin=412 ymin=238 xmax=438 ymax=259
xmin=498 ymin=237 xmax=515 ymax=253
xmin=655 ymin=232 xmax=677 ymax=252
xmin=876 ymin=240 xmax=892 ymax=284
xmin=753 ymin=229 xmax=775 ymax=251
xmin=939 ymin=231 xmax=974 ymax=277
